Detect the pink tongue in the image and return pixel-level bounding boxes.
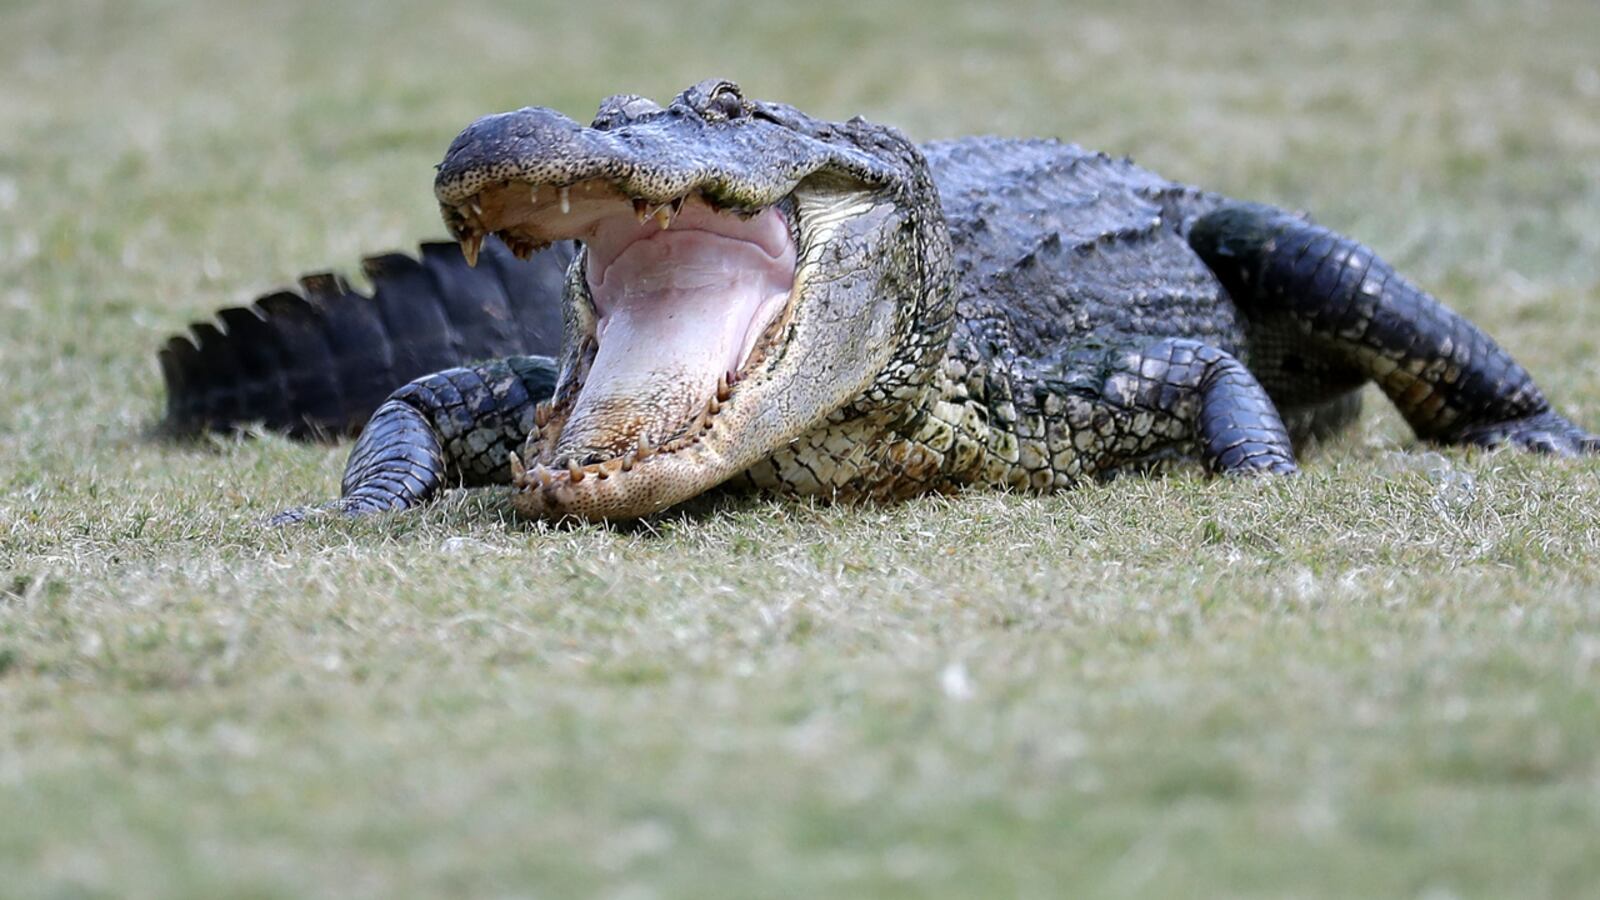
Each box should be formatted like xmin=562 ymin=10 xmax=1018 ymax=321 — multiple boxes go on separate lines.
xmin=553 ymin=231 xmax=792 ymax=460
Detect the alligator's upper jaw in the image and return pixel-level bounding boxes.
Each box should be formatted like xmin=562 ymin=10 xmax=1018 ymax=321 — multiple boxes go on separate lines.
xmin=444 ymin=176 xmax=803 ymax=521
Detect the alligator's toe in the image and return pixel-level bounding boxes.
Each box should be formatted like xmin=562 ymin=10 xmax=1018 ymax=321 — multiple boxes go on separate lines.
xmin=1220 ymin=453 xmax=1300 ymax=477
xmin=1454 ymin=410 xmax=1600 ymax=457
xmin=265 ymin=495 xmax=406 ymax=526
xmin=265 ymin=505 xmax=318 ymax=526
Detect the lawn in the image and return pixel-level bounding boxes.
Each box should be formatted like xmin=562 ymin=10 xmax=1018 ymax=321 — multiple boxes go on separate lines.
xmin=4 ymin=0 xmax=1600 ymax=896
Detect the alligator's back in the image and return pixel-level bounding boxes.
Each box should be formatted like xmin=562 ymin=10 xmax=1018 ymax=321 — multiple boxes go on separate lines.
xmin=924 ymin=138 xmax=1244 ymax=371
xmin=159 ymin=238 xmax=575 ymax=438
xmin=162 ymin=139 xmax=1237 ymax=438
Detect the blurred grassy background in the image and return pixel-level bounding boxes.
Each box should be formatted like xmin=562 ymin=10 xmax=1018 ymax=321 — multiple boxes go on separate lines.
xmin=3 ymin=0 xmax=1600 ymax=897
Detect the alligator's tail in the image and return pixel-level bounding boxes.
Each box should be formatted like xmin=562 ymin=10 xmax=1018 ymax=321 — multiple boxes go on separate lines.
xmin=158 ymin=237 xmax=576 ymax=438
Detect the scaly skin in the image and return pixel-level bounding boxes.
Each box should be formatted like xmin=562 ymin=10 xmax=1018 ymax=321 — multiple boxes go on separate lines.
xmin=739 ymin=140 xmax=1302 ymax=501
xmin=179 ymin=79 xmax=1590 ymax=523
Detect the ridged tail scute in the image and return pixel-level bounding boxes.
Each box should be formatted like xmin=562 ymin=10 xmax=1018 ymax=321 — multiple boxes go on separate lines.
xmin=158 ymin=237 xmax=576 ymax=438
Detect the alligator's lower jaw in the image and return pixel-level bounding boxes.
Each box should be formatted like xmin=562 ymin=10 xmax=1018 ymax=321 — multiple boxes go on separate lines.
xmin=508 ymin=439 xmax=734 ymax=521
xmin=454 ymin=179 xmax=802 ymax=520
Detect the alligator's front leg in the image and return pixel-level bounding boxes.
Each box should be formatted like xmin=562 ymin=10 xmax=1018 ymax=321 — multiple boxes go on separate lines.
xmin=1082 ymin=338 xmax=1299 ymax=476
xmin=962 ymin=338 xmax=1299 ymax=488
xmin=269 ymin=355 xmax=556 ymax=524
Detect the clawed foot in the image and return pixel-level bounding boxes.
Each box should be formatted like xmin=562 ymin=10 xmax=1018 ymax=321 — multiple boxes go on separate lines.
xmin=264 ymin=496 xmax=399 ymax=526
xmin=1221 ymin=452 xmax=1300 ymax=476
xmin=264 ymin=502 xmax=335 ymax=526
xmin=1451 ymin=409 xmax=1600 ymax=456
xmin=1209 ymin=435 xmax=1299 ymax=476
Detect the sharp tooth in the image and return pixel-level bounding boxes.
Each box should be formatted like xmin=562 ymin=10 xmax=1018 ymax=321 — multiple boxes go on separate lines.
xmin=459 ymin=233 xmax=483 ymax=267
xmin=534 ymin=466 xmax=555 ymax=489
xmin=567 ymin=459 xmax=584 ymax=482
xmin=469 ymin=200 xmax=483 ymax=217
xmin=508 ymin=451 xmax=526 ymax=482
xmin=559 ymin=187 xmax=571 ymax=214
xmin=636 ymin=436 xmax=655 ymax=460
xmin=620 ymin=451 xmax=636 ymax=472
xmin=530 ymin=184 xmax=540 ymax=204
xmin=716 ymin=374 xmax=732 ymax=402
xmin=534 ymin=402 xmax=551 ymax=428
xmin=707 ymin=396 xmax=721 ymax=415
xmin=633 ymin=199 xmax=650 ymax=224
xmin=654 ymin=206 xmax=671 ymax=230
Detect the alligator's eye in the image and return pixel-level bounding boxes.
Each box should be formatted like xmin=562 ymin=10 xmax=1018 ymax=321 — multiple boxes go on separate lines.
xmin=706 ymin=84 xmax=747 ymax=121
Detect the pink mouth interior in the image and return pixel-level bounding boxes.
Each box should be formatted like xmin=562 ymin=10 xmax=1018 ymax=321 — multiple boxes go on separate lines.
xmin=553 ymin=197 xmax=797 ymax=460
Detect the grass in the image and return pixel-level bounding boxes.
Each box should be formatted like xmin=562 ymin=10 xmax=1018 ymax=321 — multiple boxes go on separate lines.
xmin=4 ymin=0 xmax=1600 ymax=896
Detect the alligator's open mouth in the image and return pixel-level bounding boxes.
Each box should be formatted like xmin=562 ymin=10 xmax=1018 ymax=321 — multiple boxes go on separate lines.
xmin=431 ymin=85 xmax=915 ymax=521
xmin=440 ymin=177 xmax=810 ymax=519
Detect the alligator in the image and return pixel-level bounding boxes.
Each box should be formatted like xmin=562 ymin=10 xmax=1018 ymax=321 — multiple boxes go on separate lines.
xmin=159 ymin=79 xmax=1599 ymax=523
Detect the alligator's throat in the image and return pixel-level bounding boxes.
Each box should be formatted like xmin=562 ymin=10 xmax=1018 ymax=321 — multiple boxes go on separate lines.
xmin=565 ymin=210 xmax=795 ymax=460
xmin=449 ymin=176 xmax=815 ymax=518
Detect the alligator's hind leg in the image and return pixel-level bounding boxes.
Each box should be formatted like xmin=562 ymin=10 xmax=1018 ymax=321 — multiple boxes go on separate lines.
xmin=268 ymin=355 xmax=556 ymax=524
xmin=1190 ymin=204 xmax=1599 ymax=454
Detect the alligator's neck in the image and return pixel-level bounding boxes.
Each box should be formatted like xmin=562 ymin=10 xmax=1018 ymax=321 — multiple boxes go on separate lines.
xmin=735 ymin=332 xmax=1105 ymax=502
